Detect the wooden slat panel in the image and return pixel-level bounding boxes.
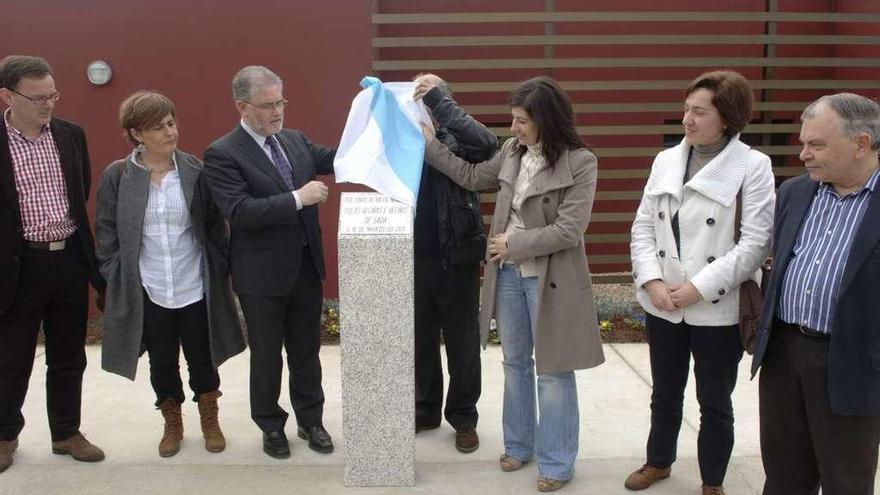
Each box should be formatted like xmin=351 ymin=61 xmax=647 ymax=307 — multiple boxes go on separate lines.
xmin=590 ymin=273 xmax=635 ymax=284
xmin=589 ymin=255 xmax=633 ymax=264
xmin=483 ymin=191 xmax=645 ymax=202
xmin=482 ymin=145 xmax=802 ymax=158
xmin=489 ymin=123 xmax=800 ymax=136
xmin=451 ymin=80 xmax=880 ymax=92
xmin=373 ymin=12 xmax=880 ymax=24
xmin=465 ymin=101 xmax=810 ymax=114
xmin=483 ymin=212 xmax=637 ymax=224
xmin=374 ymin=57 xmax=880 ymax=71
xmin=595 ymin=191 xmax=645 ymax=201
xmin=374 ymin=34 xmax=880 ymax=48
xmin=586 ymin=233 xmax=631 ymax=243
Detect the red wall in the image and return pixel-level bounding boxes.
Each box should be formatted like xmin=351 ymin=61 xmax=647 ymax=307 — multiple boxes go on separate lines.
xmin=4 ymin=1 xmax=880 ymax=307
xmin=1 ymin=0 xmax=374 ymax=310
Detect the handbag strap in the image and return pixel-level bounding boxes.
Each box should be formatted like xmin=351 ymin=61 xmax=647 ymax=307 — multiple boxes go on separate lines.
xmin=735 ymin=183 xmax=773 ymax=271
xmin=734 ymin=187 xmax=743 ymax=243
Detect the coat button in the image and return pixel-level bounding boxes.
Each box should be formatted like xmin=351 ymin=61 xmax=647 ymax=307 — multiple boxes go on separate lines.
xmin=550 ymin=282 xmax=557 ymax=289
xmin=706 ymin=217 xmax=715 ymax=226
xmin=632 ymin=272 xmax=638 ymax=279
xmin=707 ymin=256 xmax=715 ymax=263
xmin=658 ymin=250 xmax=665 ymax=258
xmin=543 ymin=197 xmax=550 ymax=203
xmin=718 ymin=288 xmax=726 ymax=295
xmin=658 ymin=211 xmax=665 ymax=220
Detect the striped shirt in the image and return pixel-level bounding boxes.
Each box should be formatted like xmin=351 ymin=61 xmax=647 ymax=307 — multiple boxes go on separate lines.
xmin=4 ymin=109 xmax=76 ymax=241
xmin=777 ymin=168 xmax=880 ymax=334
xmin=134 ymin=151 xmax=204 ymax=309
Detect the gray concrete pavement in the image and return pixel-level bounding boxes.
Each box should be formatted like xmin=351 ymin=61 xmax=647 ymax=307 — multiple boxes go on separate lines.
xmin=3 ymin=344 xmax=876 ymax=494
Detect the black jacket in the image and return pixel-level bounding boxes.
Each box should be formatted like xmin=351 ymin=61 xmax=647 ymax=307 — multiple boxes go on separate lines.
xmin=0 ymin=117 xmax=104 ymax=314
xmin=416 ymin=87 xmax=498 ymax=265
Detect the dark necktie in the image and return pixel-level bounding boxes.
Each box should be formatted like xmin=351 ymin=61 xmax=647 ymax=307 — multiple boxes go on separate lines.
xmin=265 ymin=135 xmax=296 ymax=190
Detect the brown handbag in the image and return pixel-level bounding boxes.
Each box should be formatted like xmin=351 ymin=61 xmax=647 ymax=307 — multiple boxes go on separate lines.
xmin=735 ymin=189 xmax=772 ymax=355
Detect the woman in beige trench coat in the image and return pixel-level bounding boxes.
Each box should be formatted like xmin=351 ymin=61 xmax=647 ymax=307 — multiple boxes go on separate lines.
xmin=423 ymin=76 xmax=604 ymax=492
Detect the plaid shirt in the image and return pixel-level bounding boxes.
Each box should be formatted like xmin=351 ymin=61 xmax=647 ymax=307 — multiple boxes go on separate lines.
xmin=4 ymin=109 xmax=76 ymax=242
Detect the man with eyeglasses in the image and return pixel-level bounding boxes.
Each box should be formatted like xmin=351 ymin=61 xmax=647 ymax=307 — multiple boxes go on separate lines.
xmin=204 ymin=65 xmax=334 ymax=459
xmin=0 ymin=55 xmax=106 ymax=473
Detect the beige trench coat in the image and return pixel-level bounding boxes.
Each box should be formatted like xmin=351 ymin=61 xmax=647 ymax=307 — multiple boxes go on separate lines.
xmin=425 ymin=139 xmax=605 ymax=374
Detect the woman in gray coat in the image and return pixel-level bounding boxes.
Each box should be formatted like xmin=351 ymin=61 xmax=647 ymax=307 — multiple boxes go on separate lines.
xmin=423 ymin=76 xmax=604 ymax=492
xmin=95 ymin=91 xmax=245 ymax=458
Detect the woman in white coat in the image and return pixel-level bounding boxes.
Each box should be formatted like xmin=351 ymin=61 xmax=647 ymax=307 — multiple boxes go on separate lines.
xmin=626 ymin=71 xmax=775 ymax=495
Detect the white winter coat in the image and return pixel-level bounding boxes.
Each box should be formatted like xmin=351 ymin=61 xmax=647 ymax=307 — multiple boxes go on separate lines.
xmin=630 ymin=135 xmax=775 ymax=326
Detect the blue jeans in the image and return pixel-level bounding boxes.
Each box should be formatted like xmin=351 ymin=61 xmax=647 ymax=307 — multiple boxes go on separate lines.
xmin=495 ymin=264 xmax=579 ymax=481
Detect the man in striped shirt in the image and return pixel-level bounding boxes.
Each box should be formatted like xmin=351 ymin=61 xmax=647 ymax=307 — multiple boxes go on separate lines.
xmin=752 ymin=93 xmax=880 ymax=495
xmin=0 ymin=55 xmax=106 ymax=473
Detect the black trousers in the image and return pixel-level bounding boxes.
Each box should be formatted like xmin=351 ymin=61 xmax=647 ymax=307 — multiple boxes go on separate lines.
xmin=645 ymin=313 xmax=743 ymax=486
xmin=0 ymin=242 xmax=89 ymax=442
xmin=238 ymin=249 xmax=324 ymax=433
xmin=142 ymin=295 xmax=219 ymax=407
xmin=414 ymin=257 xmax=481 ymax=430
xmin=760 ymin=321 xmax=880 ymax=495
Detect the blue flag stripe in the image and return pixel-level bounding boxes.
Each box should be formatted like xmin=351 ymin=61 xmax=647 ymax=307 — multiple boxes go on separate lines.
xmin=360 ymin=76 xmax=423 ymax=200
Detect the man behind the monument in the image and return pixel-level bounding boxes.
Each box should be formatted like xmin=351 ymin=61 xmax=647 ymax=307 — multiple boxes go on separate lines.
xmin=752 ymin=92 xmax=880 ymax=494
xmin=204 ymin=65 xmax=334 ymax=459
xmin=412 ymin=73 xmax=498 ymax=452
xmin=0 ymin=55 xmax=106 ymax=473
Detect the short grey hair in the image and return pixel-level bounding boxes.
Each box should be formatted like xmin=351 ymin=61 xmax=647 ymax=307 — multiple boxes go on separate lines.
xmin=232 ymin=66 xmax=282 ymax=102
xmin=802 ymin=92 xmax=880 ymax=151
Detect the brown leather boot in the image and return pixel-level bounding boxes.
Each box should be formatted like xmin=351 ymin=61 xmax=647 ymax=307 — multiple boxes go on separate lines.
xmin=159 ymin=398 xmax=183 ymax=457
xmin=0 ymin=438 xmax=17 ymax=472
xmin=198 ymin=390 xmax=226 ymax=453
xmin=51 ymin=432 xmax=105 ymax=462
xmin=624 ymin=463 xmax=671 ymax=490
xmin=702 ymin=485 xmax=726 ymax=495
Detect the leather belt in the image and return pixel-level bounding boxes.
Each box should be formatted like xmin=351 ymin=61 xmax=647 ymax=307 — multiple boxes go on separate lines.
xmin=775 ymin=318 xmax=829 ymax=340
xmin=24 ymin=238 xmax=68 ymax=251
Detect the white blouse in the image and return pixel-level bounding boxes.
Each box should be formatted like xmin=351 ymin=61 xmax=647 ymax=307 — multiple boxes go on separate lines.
xmin=504 ymin=143 xmax=546 ymax=277
xmin=134 ymin=151 xmax=204 ymax=309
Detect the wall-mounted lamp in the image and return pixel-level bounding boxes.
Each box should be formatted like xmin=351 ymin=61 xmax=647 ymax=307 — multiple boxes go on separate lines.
xmin=86 ymin=60 xmax=112 ymax=86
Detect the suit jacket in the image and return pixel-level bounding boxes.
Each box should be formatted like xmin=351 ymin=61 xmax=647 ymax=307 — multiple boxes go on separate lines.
xmin=95 ymin=150 xmax=245 ymax=380
xmin=203 ymin=125 xmax=335 ymax=297
xmin=751 ymin=173 xmax=880 ymax=416
xmin=0 ymin=117 xmax=104 ymax=315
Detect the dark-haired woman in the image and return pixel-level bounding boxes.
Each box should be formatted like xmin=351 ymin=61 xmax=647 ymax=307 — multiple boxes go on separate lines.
xmin=96 ymin=91 xmax=245 ymax=458
xmin=422 ymin=76 xmax=604 ymax=492
xmin=627 ymin=71 xmax=775 ymax=494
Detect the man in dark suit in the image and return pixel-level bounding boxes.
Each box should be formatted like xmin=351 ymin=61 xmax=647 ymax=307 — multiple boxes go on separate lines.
xmin=0 ymin=55 xmax=106 ymax=473
xmin=204 ymin=65 xmax=334 ymax=459
xmin=752 ymin=92 xmax=880 ymax=494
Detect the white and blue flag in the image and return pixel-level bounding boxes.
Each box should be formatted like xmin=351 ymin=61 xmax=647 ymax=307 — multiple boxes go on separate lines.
xmin=334 ymin=76 xmax=433 ymax=207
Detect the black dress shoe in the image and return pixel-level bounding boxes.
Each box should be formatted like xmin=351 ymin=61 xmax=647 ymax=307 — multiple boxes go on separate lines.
xmin=262 ymin=431 xmax=290 ymax=459
xmin=297 ymin=425 xmax=334 ymax=453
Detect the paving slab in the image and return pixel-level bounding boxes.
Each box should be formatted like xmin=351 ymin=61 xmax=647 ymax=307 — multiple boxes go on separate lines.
xmin=4 ymin=344 xmax=877 ymax=494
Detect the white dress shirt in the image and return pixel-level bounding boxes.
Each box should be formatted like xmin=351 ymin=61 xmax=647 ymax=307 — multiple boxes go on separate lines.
xmin=134 ymin=150 xmax=204 ymax=309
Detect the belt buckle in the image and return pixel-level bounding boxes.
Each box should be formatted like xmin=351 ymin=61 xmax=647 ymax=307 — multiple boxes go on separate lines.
xmin=797 ymin=324 xmax=824 ymax=338
xmin=48 ymin=239 xmax=66 ymax=251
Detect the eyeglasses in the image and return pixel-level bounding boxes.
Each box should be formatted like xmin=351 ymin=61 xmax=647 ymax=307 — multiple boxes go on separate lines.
xmin=7 ymin=88 xmax=61 ymax=106
xmin=244 ymin=98 xmax=288 ymax=111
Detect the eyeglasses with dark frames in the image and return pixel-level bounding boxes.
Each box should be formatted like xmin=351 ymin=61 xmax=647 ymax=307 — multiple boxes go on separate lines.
xmin=244 ymin=98 xmax=288 ymax=111
xmin=6 ymin=87 xmax=61 ymax=106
